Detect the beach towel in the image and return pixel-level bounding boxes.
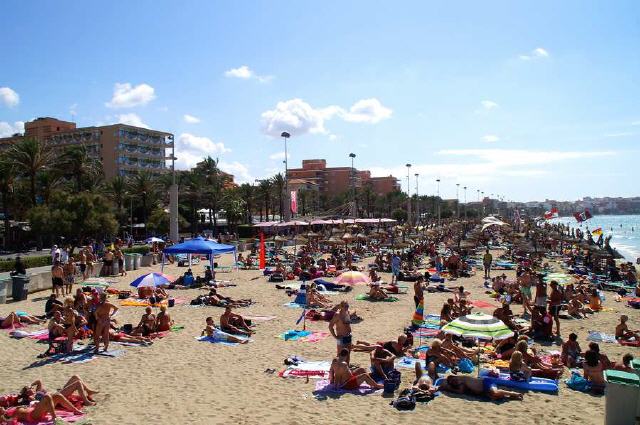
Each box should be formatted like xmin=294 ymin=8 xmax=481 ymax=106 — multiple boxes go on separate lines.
xmin=586 ymin=331 xmax=617 ymax=344
xmin=354 ymin=294 xmax=399 ymax=302
xmin=313 ymin=379 xmax=380 ymax=396
xmin=244 ymin=315 xmax=278 ymax=322
xmin=279 ymin=361 xmax=331 ymax=379
xmin=10 ymin=329 xmax=49 ymax=340
xmin=411 ymin=328 xmax=440 ymax=338
xmin=14 ymin=409 xmax=85 ymax=425
xmin=469 ymin=300 xmax=498 ymax=309
xmin=277 ymin=329 xmax=329 ymax=342
xmin=283 ymin=302 xmax=306 ymax=309
xmin=196 ymin=335 xmax=249 ymax=346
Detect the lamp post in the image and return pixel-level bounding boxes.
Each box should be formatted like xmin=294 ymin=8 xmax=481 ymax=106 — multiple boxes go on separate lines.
xmin=406 ymin=164 xmax=412 ymax=224
xmin=414 ymin=173 xmax=419 ymax=225
xmin=456 ymin=183 xmax=460 ymax=218
xmin=436 ymin=178 xmax=441 ymax=221
xmin=349 ymin=153 xmax=356 ymax=217
xmin=463 ymin=186 xmax=467 ymax=219
xmin=281 ymin=132 xmax=291 ymax=221
xmin=481 ymin=191 xmax=485 ymax=216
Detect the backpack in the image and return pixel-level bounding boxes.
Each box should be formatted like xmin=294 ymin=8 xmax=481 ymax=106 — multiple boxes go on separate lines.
xmin=565 ymin=371 xmax=591 ymax=392
xmin=391 ymin=388 xmax=416 ymax=411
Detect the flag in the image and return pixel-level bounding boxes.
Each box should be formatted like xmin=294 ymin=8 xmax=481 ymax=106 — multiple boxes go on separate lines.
xmin=290 ymin=190 xmax=298 ymax=214
xmin=544 ymin=207 xmax=559 ymax=220
xmin=592 ymin=228 xmax=603 ymax=236
xmin=573 ymin=209 xmax=593 ymax=223
xmin=259 ymin=232 xmax=266 ymax=269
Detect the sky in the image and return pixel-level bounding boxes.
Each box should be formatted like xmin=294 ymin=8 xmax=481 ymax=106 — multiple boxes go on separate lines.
xmin=1 ymin=1 xmax=639 ymax=202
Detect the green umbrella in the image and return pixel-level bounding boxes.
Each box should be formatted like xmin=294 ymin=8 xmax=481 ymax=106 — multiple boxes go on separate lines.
xmin=441 ymin=312 xmax=513 ymax=341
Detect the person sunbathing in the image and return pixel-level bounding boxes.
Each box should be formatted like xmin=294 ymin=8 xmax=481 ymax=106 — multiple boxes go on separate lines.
xmin=220 ymin=306 xmax=253 ymax=336
xmin=424 ymin=339 xmax=459 ymax=378
xmin=615 ymin=315 xmax=640 ymax=341
xmin=368 ymin=283 xmax=389 ymax=301
xmin=329 ymin=348 xmax=384 ymax=390
xmin=613 ymin=353 xmax=634 ymax=373
xmin=440 ymin=302 xmax=453 ymax=325
xmin=0 ymin=311 xmax=43 ymax=328
xmin=561 ymin=333 xmax=581 ymax=368
xmin=0 ymin=393 xmax=83 ymax=423
xmin=132 ymin=307 xmax=156 ymax=336
xmin=370 ymin=346 xmax=397 ymax=380
xmin=412 ymin=361 xmax=439 ymax=397
xmin=442 ymin=333 xmax=479 ymax=360
xmin=583 ymin=349 xmax=606 ymax=394
xmin=587 ymin=342 xmax=613 ymax=370
xmin=368 ymin=269 xmax=381 ymax=282
xmin=589 ymin=289 xmax=602 ymax=312
xmin=201 ymin=317 xmax=248 ymax=344
xmin=438 ymin=374 xmax=523 ymax=401
xmin=509 ymin=351 xmax=532 ymax=381
xmin=47 ymin=311 xmax=66 ymax=340
xmin=206 ymin=288 xmax=251 ymax=307
xmin=514 ymin=340 xmax=556 ymax=372
xmin=110 ymin=330 xmax=152 ymax=345
xmin=155 ymin=305 xmax=174 ymax=332
xmin=14 ymin=376 xmax=98 ymax=408
xmin=493 ymin=333 xmax=518 ymax=360
xmin=567 ymin=296 xmax=592 ymax=318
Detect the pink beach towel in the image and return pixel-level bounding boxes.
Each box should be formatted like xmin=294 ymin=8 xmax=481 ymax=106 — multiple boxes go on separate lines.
xmin=469 ymin=300 xmax=498 ymax=309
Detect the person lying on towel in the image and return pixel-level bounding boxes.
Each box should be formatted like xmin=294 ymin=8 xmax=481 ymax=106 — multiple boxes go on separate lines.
xmin=201 ymin=317 xmax=248 ymax=344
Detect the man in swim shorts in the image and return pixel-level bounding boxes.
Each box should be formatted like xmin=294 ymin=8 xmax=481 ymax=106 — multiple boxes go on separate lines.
xmin=329 ymin=301 xmax=353 ymax=363
xmin=329 ymin=349 xmax=384 ymax=390
xmin=439 ymin=375 xmax=523 ymax=401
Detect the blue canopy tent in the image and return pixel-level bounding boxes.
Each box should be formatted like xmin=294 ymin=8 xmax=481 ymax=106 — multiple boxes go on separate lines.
xmin=161 ymin=237 xmax=236 ymax=272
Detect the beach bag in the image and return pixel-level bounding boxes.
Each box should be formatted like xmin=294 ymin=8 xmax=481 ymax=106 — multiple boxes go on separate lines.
xmin=190 ymin=297 xmax=203 ymax=305
xmin=168 ymin=298 xmax=175 ymax=308
xmin=458 ymin=358 xmax=475 ymax=374
xmin=565 ymin=371 xmax=591 ymax=392
xmin=391 ymin=389 xmax=416 ymax=411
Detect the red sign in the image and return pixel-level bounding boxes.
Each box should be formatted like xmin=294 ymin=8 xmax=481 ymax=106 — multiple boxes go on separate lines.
xmin=290 ymin=191 xmax=298 ymax=214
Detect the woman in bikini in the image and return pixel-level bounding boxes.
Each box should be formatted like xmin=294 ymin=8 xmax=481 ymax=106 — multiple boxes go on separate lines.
xmin=0 ymin=393 xmax=83 ymax=423
xmin=155 ymin=305 xmax=174 ymax=332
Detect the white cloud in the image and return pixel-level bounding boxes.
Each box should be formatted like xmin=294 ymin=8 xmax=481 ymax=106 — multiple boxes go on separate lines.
xmin=219 ymin=161 xmax=254 ymax=183
xmin=482 ymin=134 xmax=500 ymax=143
xmin=106 ymin=82 xmax=156 ymax=108
xmin=269 ymin=151 xmax=290 ymax=160
xmin=224 ymin=65 xmax=273 ymax=83
xmin=174 ymin=133 xmax=231 ymax=169
xmin=260 ymin=98 xmax=392 ymax=137
xmin=342 ymin=98 xmax=393 ymax=123
xmin=116 ymin=113 xmax=149 ymax=129
xmin=0 ymin=121 xmax=24 ymax=137
xmin=0 ymin=87 xmax=19 ymax=107
xmin=183 ymin=114 xmax=201 ymax=124
xmin=519 ymin=47 xmax=550 ymax=61
xmin=481 ymin=100 xmax=499 ymax=110
xmin=328 ymin=134 xmax=338 ymax=141
xmin=368 ymin=149 xmax=615 ymax=187
xmin=604 ymin=132 xmax=633 ymax=138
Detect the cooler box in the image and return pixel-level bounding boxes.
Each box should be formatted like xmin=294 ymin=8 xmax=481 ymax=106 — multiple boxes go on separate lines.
xmin=604 ymin=370 xmax=640 ymax=425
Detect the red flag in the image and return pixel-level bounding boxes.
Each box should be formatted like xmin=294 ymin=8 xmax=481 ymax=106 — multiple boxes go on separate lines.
xmin=573 ymin=209 xmax=593 ymax=222
xmin=259 ymin=232 xmax=266 ymax=269
xmin=290 ymin=190 xmax=298 ymax=214
xmin=544 ymin=207 xmax=558 ymax=220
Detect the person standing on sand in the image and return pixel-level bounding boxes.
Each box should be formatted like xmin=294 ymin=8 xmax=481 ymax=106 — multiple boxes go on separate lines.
xmin=79 ymin=250 xmax=87 ymax=280
xmin=51 ymin=261 xmax=64 ymax=297
xmin=93 ymin=293 xmax=118 ymax=353
xmin=483 ymin=249 xmax=492 ymax=279
xmin=63 ymin=258 xmax=75 ymax=296
xmin=548 ymin=281 xmax=562 ymax=336
xmin=391 ymin=252 xmax=401 ymax=285
xmin=329 ymin=301 xmax=353 ymax=364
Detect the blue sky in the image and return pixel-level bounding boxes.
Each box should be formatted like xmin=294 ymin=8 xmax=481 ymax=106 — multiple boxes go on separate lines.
xmin=1 ymin=0 xmax=639 ymax=202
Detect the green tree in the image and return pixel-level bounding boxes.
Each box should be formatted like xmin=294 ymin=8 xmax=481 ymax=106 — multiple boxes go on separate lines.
xmin=195 ymin=157 xmax=230 ymax=234
xmin=222 ymin=191 xmax=246 ymax=235
xmin=238 ymin=183 xmax=255 ymax=224
xmin=59 ymin=145 xmax=103 ymax=192
xmin=128 ymin=171 xmax=158 ymax=233
xmin=258 ymin=179 xmax=273 ymax=221
xmin=0 ymin=158 xmax=15 ymax=249
xmin=7 ymin=137 xmax=53 ymax=206
xmin=271 ymin=173 xmax=285 ymax=220
xmin=391 ymin=208 xmax=408 ymax=223
xmin=27 ymin=191 xmax=118 ymax=253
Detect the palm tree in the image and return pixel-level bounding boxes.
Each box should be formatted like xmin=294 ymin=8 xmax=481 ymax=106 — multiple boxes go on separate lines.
xmin=36 ymin=170 xmax=64 ymax=205
xmin=194 ymin=157 xmax=229 ymax=235
xmin=0 ymin=158 xmax=14 ymax=249
xmin=222 ymin=190 xmax=245 ymax=235
xmin=105 ymin=176 xmax=128 ymax=218
xmin=272 ymin=173 xmax=285 ymax=220
xmin=181 ymin=171 xmax=204 ymax=235
xmin=7 ymin=137 xmax=53 ymax=206
xmin=238 ymin=183 xmax=255 ymax=224
xmin=258 ymin=179 xmax=272 ymax=221
xmin=128 ymin=171 xmax=158 ymax=234
xmin=58 ymin=145 xmax=102 ymax=192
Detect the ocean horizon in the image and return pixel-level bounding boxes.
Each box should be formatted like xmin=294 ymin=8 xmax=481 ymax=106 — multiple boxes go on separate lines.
xmin=551 ymin=214 xmax=640 ymax=262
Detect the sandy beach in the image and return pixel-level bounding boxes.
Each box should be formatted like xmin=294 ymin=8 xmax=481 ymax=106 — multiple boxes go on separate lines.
xmin=0 ymin=249 xmax=633 ymax=425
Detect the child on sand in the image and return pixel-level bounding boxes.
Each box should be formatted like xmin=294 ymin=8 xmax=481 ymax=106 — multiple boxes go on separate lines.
xmin=615 ymin=315 xmax=640 ymax=341
xmin=561 ymin=333 xmax=581 ymax=368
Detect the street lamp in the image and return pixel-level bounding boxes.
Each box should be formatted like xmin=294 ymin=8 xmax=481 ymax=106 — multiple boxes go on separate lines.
xmin=281 ymin=132 xmax=290 ymax=221
xmin=349 ymin=153 xmax=356 ymax=217
xmin=456 ymin=183 xmax=460 ymax=218
xmin=414 ymin=173 xmax=419 ymax=225
xmin=436 ymin=178 xmax=441 ymax=221
xmin=406 ymin=164 xmax=412 ymax=224
xmin=463 ymin=186 xmax=467 ymax=219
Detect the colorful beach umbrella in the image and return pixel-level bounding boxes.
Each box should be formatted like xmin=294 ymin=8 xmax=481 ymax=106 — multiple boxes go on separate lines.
xmin=130 ymin=272 xmax=174 ymax=288
xmin=412 ymin=298 xmax=424 ymax=327
xmin=334 ymin=271 xmax=370 ymax=286
xmin=441 ymin=312 xmax=513 ymax=341
xmin=146 ymin=237 xmax=164 ymax=243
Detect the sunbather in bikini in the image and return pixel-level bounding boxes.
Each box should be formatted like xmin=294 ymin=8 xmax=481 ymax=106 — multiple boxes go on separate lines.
xmin=15 ymin=376 xmax=98 ymax=407
xmin=133 ymin=307 xmax=156 ymax=336
xmin=0 ymin=394 xmax=83 ymax=423
xmin=438 ymin=374 xmax=523 ymax=401
xmin=0 ymin=311 xmax=44 ymax=328
xmin=109 ymin=330 xmax=153 ymax=345
xmin=442 ymin=333 xmax=479 ymax=360
xmin=412 ymin=361 xmax=439 ymax=396
xmin=368 ymin=283 xmax=388 ymax=301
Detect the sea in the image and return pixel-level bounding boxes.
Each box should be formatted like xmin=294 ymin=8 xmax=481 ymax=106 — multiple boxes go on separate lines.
xmin=550 ymin=214 xmax=640 ymax=262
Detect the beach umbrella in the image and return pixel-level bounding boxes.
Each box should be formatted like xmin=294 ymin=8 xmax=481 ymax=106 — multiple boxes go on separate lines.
xmin=146 ymin=236 xmax=164 ymax=243
xmin=272 ymin=235 xmax=287 ymax=242
xmin=130 ymin=272 xmax=174 ymax=288
xmin=356 ymin=233 xmax=368 ymax=241
xmin=325 ymin=236 xmax=345 ymax=245
xmin=334 ymin=271 xmax=370 ymax=286
xmin=441 ymin=312 xmax=513 ymax=341
xmin=306 ymin=231 xmax=321 ymax=238
xmin=342 ymin=233 xmax=355 ymax=241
